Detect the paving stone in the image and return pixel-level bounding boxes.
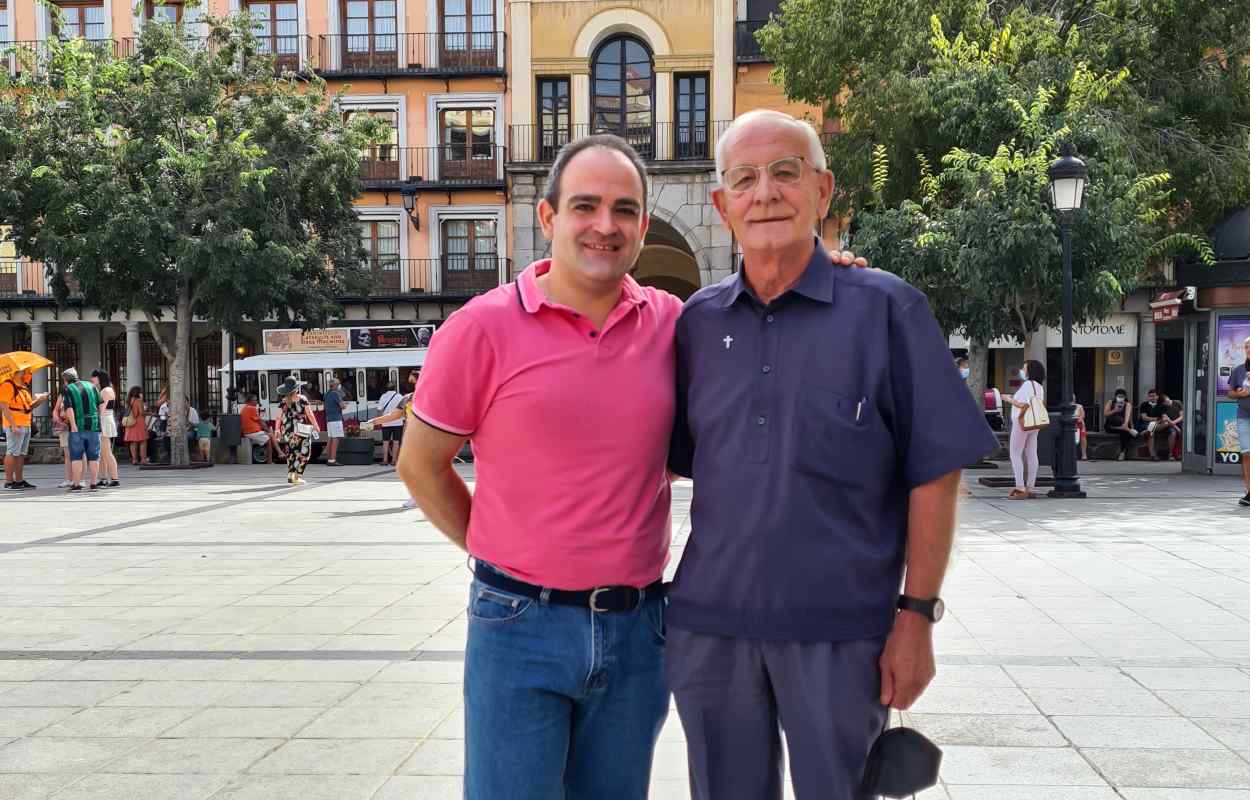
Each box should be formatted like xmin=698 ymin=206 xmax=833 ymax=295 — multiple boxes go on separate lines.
xmin=164 ymin=707 xmax=325 ymax=738
xmin=246 ymin=738 xmax=417 ymax=775
xmin=294 ymin=704 xmax=447 ymax=739
xmin=205 ymin=774 xmax=385 ymax=800
xmin=939 ymin=746 xmax=1105 ymax=786
xmin=1025 ymin=688 xmax=1176 ymax=717
xmin=1118 ymin=790 xmax=1250 ymax=799
xmin=371 ymin=775 xmax=463 ymax=800
xmin=1158 ymin=692 xmax=1250 ymax=718
xmin=910 ymin=686 xmax=1037 ymax=715
xmin=44 ymin=773 xmax=230 ymax=800
xmin=907 ymin=713 xmax=1066 ymax=747
xmin=0 ymin=707 xmax=79 ymax=737
xmin=1004 ymin=666 xmax=1139 ymax=690
xmin=1125 ymin=668 xmax=1250 ymax=692
xmin=0 ymin=737 xmax=148 ymax=773
xmin=0 ymin=773 xmax=84 ymax=800
xmin=946 ymin=789 xmax=1120 ymax=799
xmin=1084 ymin=748 xmax=1250 ymax=788
xmin=217 ymin=682 xmax=358 ymax=708
xmin=99 ymin=681 xmax=238 ymax=708
xmin=36 ymin=707 xmax=194 ymax=738
xmin=1050 ymin=715 xmax=1225 ymax=749
xmin=0 ymin=682 xmax=137 ymax=708
xmin=105 ymin=738 xmax=282 ymax=774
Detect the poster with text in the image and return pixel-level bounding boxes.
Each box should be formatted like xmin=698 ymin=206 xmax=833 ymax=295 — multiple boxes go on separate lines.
xmin=1217 ymin=317 xmax=1250 ymax=396
xmin=1216 ymin=403 xmax=1243 ymax=464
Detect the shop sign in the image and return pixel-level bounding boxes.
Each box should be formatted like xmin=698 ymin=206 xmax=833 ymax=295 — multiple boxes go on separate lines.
xmin=1216 ymin=316 xmax=1250 ymax=397
xmin=1106 ymin=349 xmax=1124 ymax=366
xmin=948 ymin=314 xmax=1139 ymax=349
xmin=1216 ymin=403 xmax=1243 ymax=464
xmin=1150 ymin=290 xmax=1184 ymax=322
xmin=263 ymin=328 xmax=350 ymax=354
xmin=349 ymin=326 xmax=434 ymax=351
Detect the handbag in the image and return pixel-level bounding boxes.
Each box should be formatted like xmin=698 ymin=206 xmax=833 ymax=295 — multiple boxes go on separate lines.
xmin=121 ymin=414 xmax=135 ymax=428
xmin=860 ymin=724 xmax=943 ymax=799
xmin=294 ymin=422 xmax=315 ymax=439
xmin=1019 ymin=381 xmax=1050 ymax=431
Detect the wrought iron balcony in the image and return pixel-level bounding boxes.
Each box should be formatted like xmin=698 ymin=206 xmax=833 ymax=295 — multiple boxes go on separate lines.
xmin=316 ymin=31 xmax=505 ymax=78
xmin=2 ymin=39 xmax=118 ymax=76
xmin=118 ymin=34 xmax=314 ymax=72
xmin=508 ymin=121 xmax=732 ymax=165
xmin=359 ymin=145 xmax=506 ymax=189
xmin=344 ymin=257 xmax=510 ymax=298
xmin=735 ymin=20 xmax=770 ymax=63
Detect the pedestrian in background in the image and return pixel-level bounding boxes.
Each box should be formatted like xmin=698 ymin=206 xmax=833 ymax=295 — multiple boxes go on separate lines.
xmin=61 ymin=368 xmax=103 ymax=492
xmin=1005 ymin=359 xmax=1046 ymax=499
xmin=1103 ymin=388 xmax=1138 ymax=461
xmin=323 ymin=377 xmax=345 ymax=466
xmin=376 ymin=381 xmax=405 ymax=466
xmin=1225 ymin=336 xmax=1250 ymax=507
xmin=196 ymin=413 xmax=215 ymax=463
xmin=123 ymin=386 xmax=150 ymax=466
xmin=274 ymin=377 xmax=317 ymax=484
xmin=240 ymin=394 xmax=274 ymax=464
xmin=1 ymin=368 xmax=48 ymax=490
xmin=1074 ymin=393 xmax=1089 ymax=462
xmin=90 ymin=369 xmax=120 ymax=487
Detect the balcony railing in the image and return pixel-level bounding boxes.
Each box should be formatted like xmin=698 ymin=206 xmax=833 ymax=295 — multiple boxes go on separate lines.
xmin=735 ymin=20 xmax=770 ymax=62
xmin=0 ymin=260 xmax=82 ymax=300
xmin=117 ymin=34 xmax=313 ymax=72
xmin=316 ymin=31 xmax=505 ymax=77
xmin=347 ymin=257 xmax=510 ymax=297
xmin=508 ymin=121 xmax=732 ymax=165
xmin=359 ymin=145 xmax=506 ymax=189
xmin=2 ymin=39 xmax=118 ymax=75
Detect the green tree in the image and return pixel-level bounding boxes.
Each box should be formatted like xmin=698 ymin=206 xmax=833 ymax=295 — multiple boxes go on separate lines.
xmin=0 ymin=15 xmax=387 ymax=465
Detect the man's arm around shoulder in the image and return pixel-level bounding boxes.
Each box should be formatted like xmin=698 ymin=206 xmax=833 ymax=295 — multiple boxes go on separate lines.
xmin=396 ymin=416 xmax=472 ymax=551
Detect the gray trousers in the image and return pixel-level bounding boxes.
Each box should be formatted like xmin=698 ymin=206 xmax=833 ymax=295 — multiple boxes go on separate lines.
xmin=666 ymin=627 xmax=888 ymax=800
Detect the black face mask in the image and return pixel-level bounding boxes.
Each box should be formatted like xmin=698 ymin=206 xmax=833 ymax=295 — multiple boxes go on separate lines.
xmin=860 ymin=726 xmax=942 ymax=799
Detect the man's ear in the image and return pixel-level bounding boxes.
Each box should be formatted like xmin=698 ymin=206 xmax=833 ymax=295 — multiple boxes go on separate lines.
xmin=537 ymin=198 xmax=557 ymax=241
xmin=817 ymin=170 xmax=835 ymax=219
xmin=710 ymin=187 xmax=732 ymax=229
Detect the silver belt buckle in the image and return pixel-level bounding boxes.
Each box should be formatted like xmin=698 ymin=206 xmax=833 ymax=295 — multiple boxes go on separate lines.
xmin=589 ymin=587 xmax=610 ymax=613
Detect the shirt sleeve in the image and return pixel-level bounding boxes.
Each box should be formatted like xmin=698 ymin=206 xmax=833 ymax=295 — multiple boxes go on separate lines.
xmin=410 ymin=310 xmax=497 ymax=436
xmin=888 ymin=298 xmax=1000 ymax=488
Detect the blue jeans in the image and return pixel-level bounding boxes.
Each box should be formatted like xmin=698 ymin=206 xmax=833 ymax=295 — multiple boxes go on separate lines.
xmin=464 ymin=570 xmax=669 ymax=800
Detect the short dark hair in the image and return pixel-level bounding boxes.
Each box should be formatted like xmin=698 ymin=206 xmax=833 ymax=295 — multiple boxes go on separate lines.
xmin=542 ymin=134 xmax=648 ymax=210
xmin=90 ymin=368 xmax=111 ymax=389
xmin=1023 ymin=359 xmax=1046 ymax=383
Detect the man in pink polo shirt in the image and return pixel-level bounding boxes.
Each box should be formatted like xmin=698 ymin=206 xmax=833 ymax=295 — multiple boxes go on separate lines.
xmin=397 ymin=134 xmax=680 ymax=800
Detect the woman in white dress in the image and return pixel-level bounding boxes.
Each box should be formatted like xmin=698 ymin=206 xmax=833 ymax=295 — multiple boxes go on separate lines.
xmin=90 ymin=369 xmax=120 ymax=487
xmin=1004 ymin=360 xmax=1046 ymax=499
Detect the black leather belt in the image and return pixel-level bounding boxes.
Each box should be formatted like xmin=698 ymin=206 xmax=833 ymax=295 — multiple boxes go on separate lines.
xmin=473 ymin=563 xmax=664 ymax=613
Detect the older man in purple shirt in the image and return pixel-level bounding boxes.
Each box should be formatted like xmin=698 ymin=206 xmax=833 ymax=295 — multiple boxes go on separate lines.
xmin=667 ymin=110 xmax=997 ymax=799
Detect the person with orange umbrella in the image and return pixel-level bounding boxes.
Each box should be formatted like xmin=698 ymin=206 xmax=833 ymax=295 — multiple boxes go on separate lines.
xmin=1 ymin=359 xmax=50 ymax=491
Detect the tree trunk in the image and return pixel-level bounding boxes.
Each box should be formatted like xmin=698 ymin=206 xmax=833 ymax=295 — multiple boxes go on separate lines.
xmin=968 ymin=338 xmax=990 ymax=403
xmin=1022 ymin=325 xmax=1048 ymax=366
xmin=166 ymin=288 xmax=193 ymax=466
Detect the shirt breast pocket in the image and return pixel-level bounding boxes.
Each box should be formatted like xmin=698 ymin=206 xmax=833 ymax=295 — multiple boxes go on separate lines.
xmin=793 ymin=385 xmax=891 ymax=486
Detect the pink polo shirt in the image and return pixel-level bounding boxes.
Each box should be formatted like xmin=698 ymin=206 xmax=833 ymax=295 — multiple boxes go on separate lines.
xmin=411 ymin=260 xmax=682 ymax=590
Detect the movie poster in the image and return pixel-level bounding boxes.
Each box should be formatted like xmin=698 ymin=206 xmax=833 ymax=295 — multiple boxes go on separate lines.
xmin=1215 ymin=403 xmax=1243 ymax=465
xmin=1216 ymin=316 xmax=1250 ymax=396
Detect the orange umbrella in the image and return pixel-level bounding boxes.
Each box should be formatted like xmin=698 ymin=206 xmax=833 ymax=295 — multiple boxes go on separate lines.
xmin=0 ymin=351 xmax=53 ymax=383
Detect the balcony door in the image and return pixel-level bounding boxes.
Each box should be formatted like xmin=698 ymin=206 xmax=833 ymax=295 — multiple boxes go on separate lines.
xmin=591 ymin=35 xmax=654 ymax=159
xmin=144 ymin=0 xmax=182 ymax=24
xmin=0 ymin=225 xmax=15 ymax=296
xmin=441 ymin=219 xmax=497 ymax=294
xmin=55 ymin=1 xmax=106 ymax=41
xmin=342 ymin=0 xmax=396 ymax=71
xmin=675 ymin=73 xmax=709 ymax=159
xmin=360 ymin=220 xmax=401 ymax=293
xmin=247 ymin=0 xmax=299 ymax=71
xmin=346 ymin=108 xmax=399 ymax=181
xmin=440 ymin=108 xmax=495 ymax=181
xmin=439 ymin=0 xmax=494 ymax=68
xmin=537 ymin=77 xmax=570 ymax=162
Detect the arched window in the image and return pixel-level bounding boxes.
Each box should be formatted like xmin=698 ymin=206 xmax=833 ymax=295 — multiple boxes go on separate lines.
xmin=591 ymin=35 xmax=654 ymax=159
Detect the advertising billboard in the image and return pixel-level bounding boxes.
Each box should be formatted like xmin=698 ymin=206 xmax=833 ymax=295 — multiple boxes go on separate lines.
xmin=1216 ymin=316 xmax=1250 ymax=397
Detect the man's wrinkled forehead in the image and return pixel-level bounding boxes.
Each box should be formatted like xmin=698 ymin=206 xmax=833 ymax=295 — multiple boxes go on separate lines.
xmin=721 ymin=119 xmax=810 ymax=169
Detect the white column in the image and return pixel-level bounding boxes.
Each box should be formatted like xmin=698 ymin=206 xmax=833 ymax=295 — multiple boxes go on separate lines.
xmin=572 ymin=73 xmax=590 ymax=128
xmin=510 ymin=0 xmax=533 ymax=128
xmin=1138 ymin=314 xmax=1157 ymax=396
xmin=656 ymin=71 xmax=673 ymax=159
xmin=220 ymin=328 xmax=233 ymax=410
xmin=29 ymin=321 xmax=49 ymax=430
xmin=125 ymin=320 xmax=142 ymax=394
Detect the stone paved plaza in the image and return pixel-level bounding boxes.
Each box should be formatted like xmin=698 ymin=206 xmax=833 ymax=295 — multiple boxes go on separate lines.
xmin=0 ymin=460 xmax=1247 ymax=799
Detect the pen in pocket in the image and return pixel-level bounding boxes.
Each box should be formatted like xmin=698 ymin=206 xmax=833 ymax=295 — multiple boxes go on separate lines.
xmin=855 ymin=397 xmax=865 ymax=423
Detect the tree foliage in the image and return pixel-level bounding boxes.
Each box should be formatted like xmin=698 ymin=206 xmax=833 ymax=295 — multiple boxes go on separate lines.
xmin=0 ymin=15 xmax=386 ymax=464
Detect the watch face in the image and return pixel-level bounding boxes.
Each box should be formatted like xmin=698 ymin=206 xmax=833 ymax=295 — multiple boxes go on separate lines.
xmin=932 ymin=599 xmax=946 ymax=622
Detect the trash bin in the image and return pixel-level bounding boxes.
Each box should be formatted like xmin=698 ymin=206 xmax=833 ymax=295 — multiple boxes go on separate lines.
xmin=218 ymin=414 xmax=241 ymax=447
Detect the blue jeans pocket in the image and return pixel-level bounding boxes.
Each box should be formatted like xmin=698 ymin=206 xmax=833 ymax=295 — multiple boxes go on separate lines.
xmin=468 ymin=581 xmax=533 ymax=624
xmin=645 ymin=597 xmax=666 ymax=644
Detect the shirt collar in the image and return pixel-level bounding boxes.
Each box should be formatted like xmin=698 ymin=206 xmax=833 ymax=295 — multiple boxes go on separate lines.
xmin=517 ymin=259 xmax=649 ymax=315
xmin=719 ymin=238 xmax=835 ymax=309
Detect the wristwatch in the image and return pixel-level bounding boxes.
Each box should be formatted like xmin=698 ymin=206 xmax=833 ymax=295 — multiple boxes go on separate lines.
xmin=897 ymin=595 xmax=945 ymax=623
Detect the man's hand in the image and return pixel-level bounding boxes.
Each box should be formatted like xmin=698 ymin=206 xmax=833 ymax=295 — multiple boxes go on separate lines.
xmin=830 ymin=249 xmax=871 ymax=269
xmin=879 ymin=611 xmax=936 ymax=710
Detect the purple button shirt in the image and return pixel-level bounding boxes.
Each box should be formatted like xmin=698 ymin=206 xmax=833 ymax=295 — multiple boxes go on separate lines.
xmin=668 ymin=241 xmax=998 ymax=642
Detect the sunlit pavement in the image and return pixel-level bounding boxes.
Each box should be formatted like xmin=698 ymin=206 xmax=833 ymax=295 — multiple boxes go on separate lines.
xmin=0 ymin=459 xmax=1247 ymax=799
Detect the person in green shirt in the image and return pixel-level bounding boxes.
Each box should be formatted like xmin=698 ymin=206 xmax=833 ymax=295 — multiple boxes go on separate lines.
xmin=61 ymin=368 xmax=103 ymax=491
xmin=196 ymin=415 xmax=215 ymax=462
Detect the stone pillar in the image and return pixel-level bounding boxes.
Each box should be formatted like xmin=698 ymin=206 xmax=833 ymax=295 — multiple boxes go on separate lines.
xmin=1137 ymin=313 xmax=1156 ymax=398
xmin=125 ymin=320 xmax=142 ymax=394
xmin=510 ymin=173 xmax=545 ymax=274
xmin=655 ymin=71 xmax=673 ymax=159
xmin=572 ymin=74 xmax=590 ymax=128
xmin=28 ymin=321 xmax=49 ymax=432
xmin=220 ymin=328 xmax=233 ymax=411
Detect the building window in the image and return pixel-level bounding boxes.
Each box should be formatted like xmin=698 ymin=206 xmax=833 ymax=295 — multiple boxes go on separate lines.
xmin=591 ymin=35 xmax=654 ymax=159
xmin=0 ymin=225 xmax=15 ymax=296
xmin=360 ymin=219 xmax=400 ymax=293
xmin=440 ymin=0 xmax=494 ymax=63
xmin=674 ymin=73 xmax=709 ymax=160
xmin=145 ymin=0 xmax=183 ymax=24
xmin=440 ymin=107 xmax=495 ymax=179
xmin=537 ymin=76 xmax=570 ymax=162
xmin=342 ymin=0 xmax=396 ymax=70
xmin=55 ymin=1 xmax=106 ymax=41
xmin=1 ymin=1 xmax=9 ymax=46
xmin=346 ymin=108 xmax=399 ymax=180
xmin=248 ymin=0 xmax=299 ymax=70
xmin=441 ymin=218 xmax=497 ymax=293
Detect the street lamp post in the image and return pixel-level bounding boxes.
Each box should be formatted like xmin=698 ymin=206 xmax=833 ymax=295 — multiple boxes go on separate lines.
xmin=1048 ymin=148 xmax=1088 ymax=499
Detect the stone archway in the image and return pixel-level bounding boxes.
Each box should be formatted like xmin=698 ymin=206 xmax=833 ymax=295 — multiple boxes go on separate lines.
xmin=634 ymin=219 xmax=700 ymax=299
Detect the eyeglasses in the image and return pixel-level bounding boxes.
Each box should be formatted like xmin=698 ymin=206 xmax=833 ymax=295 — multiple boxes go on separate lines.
xmin=720 ymin=156 xmax=811 ymax=194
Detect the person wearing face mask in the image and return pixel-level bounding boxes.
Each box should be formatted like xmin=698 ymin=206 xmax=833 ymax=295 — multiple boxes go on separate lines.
xmin=1004 ymin=360 xmax=1046 ymax=498
xmin=1103 ymin=388 xmax=1139 ymax=460
xmin=956 ymin=357 xmax=970 ymax=383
